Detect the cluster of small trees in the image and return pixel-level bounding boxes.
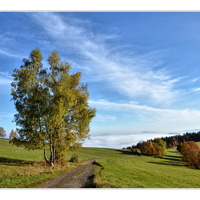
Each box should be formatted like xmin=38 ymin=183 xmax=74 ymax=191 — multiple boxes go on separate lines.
xmin=177 ymin=141 xmax=200 ymax=169
xmin=0 ymin=127 xmax=18 ymax=139
xmin=133 ymin=138 xmax=167 ymax=157
xmin=127 ymin=132 xmax=200 ymax=151
xmin=126 ymin=132 xmax=200 ymax=168
xmin=161 ymin=132 xmax=200 ymax=148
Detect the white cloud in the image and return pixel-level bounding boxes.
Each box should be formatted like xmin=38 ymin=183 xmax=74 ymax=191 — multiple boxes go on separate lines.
xmin=0 ymin=112 xmax=14 ymax=118
xmin=0 ymin=72 xmax=12 ymax=95
xmin=30 ymin=12 xmax=180 ymax=104
xmin=0 ymin=34 xmax=22 ymax=58
xmin=191 ymin=78 xmax=199 ymax=82
xmin=193 ymin=87 xmax=200 ymax=92
xmin=0 ymin=72 xmax=12 ymax=85
xmin=0 ymin=49 xmax=21 ymax=58
xmin=89 ymin=99 xmax=200 ymax=124
xmin=95 ymin=114 xmax=117 ymax=122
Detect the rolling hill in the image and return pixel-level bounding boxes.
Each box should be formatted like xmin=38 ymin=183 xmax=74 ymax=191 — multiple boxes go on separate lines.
xmin=0 ymin=138 xmax=200 ymax=188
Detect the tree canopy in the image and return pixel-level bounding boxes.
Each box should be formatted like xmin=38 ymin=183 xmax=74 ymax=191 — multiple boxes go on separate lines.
xmin=9 ymin=129 xmax=18 ymax=139
xmin=10 ymin=48 xmax=96 ymax=166
xmin=177 ymin=141 xmax=200 ymax=169
xmin=0 ymin=127 xmax=6 ymax=138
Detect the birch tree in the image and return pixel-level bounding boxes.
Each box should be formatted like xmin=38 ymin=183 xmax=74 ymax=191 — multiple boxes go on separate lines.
xmin=10 ymin=48 xmax=96 ymax=166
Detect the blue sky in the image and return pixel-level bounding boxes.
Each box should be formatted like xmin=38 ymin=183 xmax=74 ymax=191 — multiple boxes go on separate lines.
xmin=1 ymin=12 xmax=200 ymax=148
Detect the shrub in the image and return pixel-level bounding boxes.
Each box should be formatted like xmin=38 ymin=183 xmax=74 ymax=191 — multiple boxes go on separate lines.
xmin=139 ymin=139 xmax=166 ymax=157
xmin=177 ymin=141 xmax=200 ymax=169
xmin=69 ymin=154 xmax=79 ymax=163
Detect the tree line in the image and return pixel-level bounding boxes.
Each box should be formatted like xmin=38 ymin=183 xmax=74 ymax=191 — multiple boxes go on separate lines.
xmin=127 ymin=131 xmax=200 ymax=151
xmin=160 ymin=132 xmax=200 ymax=148
xmin=125 ymin=131 xmax=200 ymax=169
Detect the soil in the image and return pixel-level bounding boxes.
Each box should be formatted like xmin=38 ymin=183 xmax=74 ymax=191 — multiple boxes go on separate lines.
xmin=41 ymin=160 xmax=96 ymax=188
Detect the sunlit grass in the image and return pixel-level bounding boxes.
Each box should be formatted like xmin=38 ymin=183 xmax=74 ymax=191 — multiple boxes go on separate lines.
xmin=1 ymin=138 xmax=200 ymax=188
xmin=0 ymin=139 xmax=78 ymax=188
xmin=74 ymin=146 xmax=200 ymax=188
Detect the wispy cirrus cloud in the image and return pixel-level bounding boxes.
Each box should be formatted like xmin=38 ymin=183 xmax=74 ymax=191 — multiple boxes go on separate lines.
xmin=0 ymin=72 xmax=13 ymax=95
xmin=192 ymin=87 xmax=200 ymax=92
xmin=30 ymin=12 xmax=180 ymax=104
xmin=191 ymin=78 xmax=199 ymax=83
xmin=95 ymin=114 xmax=117 ymax=122
xmin=0 ymin=33 xmax=23 ymax=58
xmin=0 ymin=48 xmax=21 ymax=58
xmin=0 ymin=72 xmax=12 ymax=85
xmin=89 ymin=99 xmax=200 ymax=124
xmin=0 ymin=112 xmax=14 ymax=118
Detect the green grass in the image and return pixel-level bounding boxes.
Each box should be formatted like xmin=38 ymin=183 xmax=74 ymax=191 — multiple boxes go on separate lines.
xmin=1 ymin=138 xmax=200 ymax=188
xmin=0 ymin=139 xmax=79 ymax=188
xmin=74 ymin=146 xmax=200 ymax=188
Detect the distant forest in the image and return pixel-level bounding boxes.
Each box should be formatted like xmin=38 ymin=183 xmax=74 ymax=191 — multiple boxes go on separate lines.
xmin=126 ymin=131 xmax=200 ymax=150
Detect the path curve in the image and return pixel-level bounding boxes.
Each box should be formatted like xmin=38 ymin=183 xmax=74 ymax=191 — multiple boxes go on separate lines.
xmin=41 ymin=160 xmax=96 ymax=188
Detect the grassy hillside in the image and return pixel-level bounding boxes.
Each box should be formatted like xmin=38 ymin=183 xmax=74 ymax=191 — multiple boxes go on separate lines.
xmin=0 ymin=139 xmax=80 ymax=188
xmin=1 ymin=139 xmax=200 ymax=188
xmin=73 ymin=145 xmax=200 ymax=188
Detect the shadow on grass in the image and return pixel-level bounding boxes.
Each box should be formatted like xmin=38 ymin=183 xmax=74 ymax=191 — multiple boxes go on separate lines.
xmin=0 ymin=157 xmax=34 ymax=166
xmin=165 ymin=154 xmax=182 ymax=158
xmin=115 ymin=149 xmax=141 ymax=156
xmin=149 ymin=154 xmax=184 ymax=167
xmin=149 ymin=161 xmax=184 ymax=167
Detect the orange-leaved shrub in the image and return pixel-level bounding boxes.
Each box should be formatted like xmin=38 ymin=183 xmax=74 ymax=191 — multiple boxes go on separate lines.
xmin=177 ymin=141 xmax=200 ymax=169
xmin=139 ymin=138 xmax=166 ymax=157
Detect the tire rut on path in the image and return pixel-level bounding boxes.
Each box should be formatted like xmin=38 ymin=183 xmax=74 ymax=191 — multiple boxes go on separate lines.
xmin=41 ymin=160 xmax=96 ymax=188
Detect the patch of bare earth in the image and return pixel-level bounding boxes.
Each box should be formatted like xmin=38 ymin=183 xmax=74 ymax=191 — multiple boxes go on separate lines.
xmin=41 ymin=160 xmax=96 ymax=188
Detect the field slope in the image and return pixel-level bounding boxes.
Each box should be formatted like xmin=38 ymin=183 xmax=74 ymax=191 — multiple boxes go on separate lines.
xmin=1 ymin=139 xmax=200 ymax=188
xmin=0 ymin=139 xmax=81 ymax=188
xmin=76 ymin=146 xmax=200 ymax=188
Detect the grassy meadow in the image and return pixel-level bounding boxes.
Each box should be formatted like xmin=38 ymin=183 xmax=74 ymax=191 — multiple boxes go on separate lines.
xmin=1 ymin=138 xmax=200 ymax=188
xmin=76 ymin=147 xmax=200 ymax=188
xmin=0 ymin=139 xmax=79 ymax=188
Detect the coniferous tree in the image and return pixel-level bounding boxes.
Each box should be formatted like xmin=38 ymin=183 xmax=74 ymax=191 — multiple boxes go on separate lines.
xmin=10 ymin=49 xmax=96 ymax=166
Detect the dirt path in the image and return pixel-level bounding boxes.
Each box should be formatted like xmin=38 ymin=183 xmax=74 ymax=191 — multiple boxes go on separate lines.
xmin=41 ymin=160 xmax=96 ymax=188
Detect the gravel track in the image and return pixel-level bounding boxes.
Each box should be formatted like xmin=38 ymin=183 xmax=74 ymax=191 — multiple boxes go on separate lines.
xmin=41 ymin=160 xmax=96 ymax=188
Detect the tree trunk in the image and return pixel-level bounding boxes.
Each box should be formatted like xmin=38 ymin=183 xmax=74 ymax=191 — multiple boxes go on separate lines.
xmin=44 ymin=148 xmax=55 ymax=166
xmin=49 ymin=144 xmax=55 ymax=166
xmin=44 ymin=149 xmax=50 ymax=165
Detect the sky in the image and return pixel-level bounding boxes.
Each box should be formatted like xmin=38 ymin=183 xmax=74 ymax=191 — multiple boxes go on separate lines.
xmin=1 ymin=12 xmax=200 ymax=148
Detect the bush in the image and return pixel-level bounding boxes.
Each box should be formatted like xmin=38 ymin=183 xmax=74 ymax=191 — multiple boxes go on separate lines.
xmin=177 ymin=141 xmax=200 ymax=169
xmin=182 ymin=149 xmax=200 ymax=169
xmin=69 ymin=154 xmax=79 ymax=163
xmin=139 ymin=141 xmax=165 ymax=157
